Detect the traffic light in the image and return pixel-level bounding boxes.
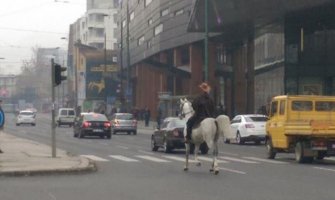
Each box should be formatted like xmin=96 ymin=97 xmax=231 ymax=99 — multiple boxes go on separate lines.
xmin=54 ymin=64 xmax=67 ymax=86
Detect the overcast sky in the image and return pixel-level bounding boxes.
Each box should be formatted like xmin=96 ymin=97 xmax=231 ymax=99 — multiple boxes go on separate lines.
xmin=0 ymin=0 xmax=86 ymax=75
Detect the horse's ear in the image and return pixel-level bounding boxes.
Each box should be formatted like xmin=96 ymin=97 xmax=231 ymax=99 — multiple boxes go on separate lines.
xmin=180 ymin=99 xmax=184 ymax=103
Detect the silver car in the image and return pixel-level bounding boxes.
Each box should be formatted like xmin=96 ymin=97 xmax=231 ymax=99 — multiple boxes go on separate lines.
xmin=16 ymin=110 xmax=36 ymax=126
xmin=110 ymin=113 xmax=137 ymax=135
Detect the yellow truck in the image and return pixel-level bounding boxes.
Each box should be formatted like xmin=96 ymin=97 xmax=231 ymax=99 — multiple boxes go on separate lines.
xmin=266 ymin=95 xmax=335 ymax=163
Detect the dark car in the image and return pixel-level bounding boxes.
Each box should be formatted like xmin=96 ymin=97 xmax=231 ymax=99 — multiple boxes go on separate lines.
xmin=151 ymin=117 xmax=208 ymax=154
xmin=73 ymin=112 xmax=111 ymax=139
xmin=110 ymin=113 xmax=137 ymax=135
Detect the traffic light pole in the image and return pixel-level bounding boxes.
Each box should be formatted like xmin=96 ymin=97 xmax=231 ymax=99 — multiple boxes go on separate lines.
xmin=51 ymin=58 xmax=56 ymax=158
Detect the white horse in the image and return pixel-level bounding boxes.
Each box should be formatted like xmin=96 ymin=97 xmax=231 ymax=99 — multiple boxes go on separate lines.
xmin=179 ymin=98 xmax=230 ymax=174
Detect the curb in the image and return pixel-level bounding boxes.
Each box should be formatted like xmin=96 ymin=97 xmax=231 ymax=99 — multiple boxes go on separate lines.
xmin=0 ymin=157 xmax=97 ymax=177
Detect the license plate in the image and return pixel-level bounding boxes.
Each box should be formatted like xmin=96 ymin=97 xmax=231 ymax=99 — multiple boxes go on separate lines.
xmin=93 ymin=129 xmax=103 ymax=133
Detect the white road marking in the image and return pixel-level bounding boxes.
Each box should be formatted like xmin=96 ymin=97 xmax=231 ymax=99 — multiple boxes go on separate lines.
xmin=80 ymin=155 xmax=109 ymax=162
xmin=220 ymin=156 xmax=259 ymax=164
xmin=162 ymin=155 xmax=198 ymax=163
xmin=109 ymin=155 xmax=139 ymax=162
xmin=117 ymin=145 xmax=129 ymax=150
xmin=243 ymin=157 xmax=287 ymax=164
xmin=324 ymin=157 xmax=335 ymax=161
xmin=314 ymin=167 xmax=335 ymax=173
xmin=219 ymin=167 xmax=247 ymax=175
xmin=136 ymin=155 xmax=170 ymax=163
xmin=138 ymin=150 xmax=155 ymax=155
xmin=219 ymin=152 xmax=239 ymax=156
xmin=198 ymin=156 xmax=229 ymax=163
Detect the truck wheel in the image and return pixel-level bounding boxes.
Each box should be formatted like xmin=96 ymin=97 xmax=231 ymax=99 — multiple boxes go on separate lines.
xmin=295 ymin=141 xmax=308 ymax=163
xmin=266 ymin=138 xmax=276 ymax=159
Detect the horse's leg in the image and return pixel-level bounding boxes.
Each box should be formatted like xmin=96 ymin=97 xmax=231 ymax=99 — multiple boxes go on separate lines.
xmin=184 ymin=143 xmax=189 ymax=171
xmin=210 ymin=141 xmax=220 ymax=175
xmin=194 ymin=145 xmax=201 ymax=167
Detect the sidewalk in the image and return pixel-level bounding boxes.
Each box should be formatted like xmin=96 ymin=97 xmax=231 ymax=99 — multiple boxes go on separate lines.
xmin=0 ymin=132 xmax=96 ymax=177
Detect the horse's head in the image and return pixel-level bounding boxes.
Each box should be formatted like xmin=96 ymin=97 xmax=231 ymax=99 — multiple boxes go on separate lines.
xmin=179 ymin=98 xmax=193 ymax=118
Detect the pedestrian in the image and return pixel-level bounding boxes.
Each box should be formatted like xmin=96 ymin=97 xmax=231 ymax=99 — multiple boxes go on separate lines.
xmin=144 ymin=107 xmax=151 ymax=127
xmin=185 ymin=82 xmax=215 ymax=143
xmin=156 ymin=107 xmax=162 ymax=129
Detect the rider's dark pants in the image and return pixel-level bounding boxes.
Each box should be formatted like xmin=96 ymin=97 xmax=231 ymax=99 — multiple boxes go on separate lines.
xmin=186 ymin=115 xmax=197 ymax=140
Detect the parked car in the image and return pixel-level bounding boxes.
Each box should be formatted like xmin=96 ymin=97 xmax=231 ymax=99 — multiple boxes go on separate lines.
xmin=151 ymin=117 xmax=208 ymax=154
xmin=73 ymin=112 xmax=111 ymax=139
xmin=16 ymin=110 xmax=36 ymax=126
xmin=227 ymin=114 xmax=268 ymax=145
xmin=110 ymin=113 xmax=137 ymax=135
xmin=56 ymin=108 xmax=76 ymax=127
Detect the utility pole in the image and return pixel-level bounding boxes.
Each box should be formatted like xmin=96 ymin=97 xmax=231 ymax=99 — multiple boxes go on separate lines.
xmin=51 ymin=58 xmax=56 ymax=158
xmin=204 ymin=0 xmax=209 ymax=82
xmin=126 ymin=0 xmax=130 ymax=109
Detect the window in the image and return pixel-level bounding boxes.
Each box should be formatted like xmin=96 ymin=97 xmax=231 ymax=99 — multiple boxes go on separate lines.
xmin=148 ymin=18 xmax=153 ymax=25
xmin=122 ymin=20 xmax=126 ymax=28
xmin=147 ymin=39 xmax=152 ymax=48
xmin=154 ymin=23 xmax=163 ymax=36
xmin=315 ymin=101 xmax=335 ymax=111
xmin=279 ymin=100 xmax=286 ymax=115
xmin=161 ymin=8 xmax=169 ymax=17
xmin=175 ymin=9 xmax=184 ymax=16
xmin=130 ymin=11 xmax=134 ymax=21
xmin=138 ymin=35 xmax=145 ymax=46
xmin=145 ymin=0 xmax=152 ymax=7
xmin=270 ymin=101 xmax=278 ymax=117
xmin=291 ymin=101 xmax=313 ymax=111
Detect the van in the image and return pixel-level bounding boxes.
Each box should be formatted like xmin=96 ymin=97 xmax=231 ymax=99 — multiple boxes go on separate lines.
xmin=266 ymin=95 xmax=335 ymax=163
xmin=57 ymin=108 xmax=76 ymax=127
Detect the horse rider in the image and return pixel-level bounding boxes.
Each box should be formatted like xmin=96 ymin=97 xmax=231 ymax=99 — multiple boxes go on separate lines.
xmin=185 ymin=82 xmax=215 ymax=143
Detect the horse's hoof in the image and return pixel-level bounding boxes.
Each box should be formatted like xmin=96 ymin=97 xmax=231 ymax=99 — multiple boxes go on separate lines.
xmin=196 ymin=162 xmax=201 ymax=167
xmin=214 ymin=170 xmax=219 ymax=175
xmin=184 ymin=167 xmax=188 ymax=171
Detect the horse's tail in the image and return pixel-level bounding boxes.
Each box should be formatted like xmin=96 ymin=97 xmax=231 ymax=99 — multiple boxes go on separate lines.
xmin=215 ymin=115 xmax=231 ymax=138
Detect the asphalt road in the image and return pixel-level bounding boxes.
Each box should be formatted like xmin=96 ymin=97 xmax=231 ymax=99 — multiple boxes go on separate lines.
xmin=1 ymin=113 xmax=335 ymax=200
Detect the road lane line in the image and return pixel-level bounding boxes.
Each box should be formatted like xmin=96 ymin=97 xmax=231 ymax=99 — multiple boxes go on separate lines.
xmin=109 ymin=155 xmax=139 ymax=162
xmin=198 ymin=156 xmax=229 ymax=163
xmin=243 ymin=157 xmax=287 ymax=164
xmin=138 ymin=150 xmax=155 ymax=155
xmin=136 ymin=155 xmax=170 ymax=163
xmin=81 ymin=155 xmax=109 ymax=162
xmin=314 ymin=167 xmax=335 ymax=173
xmin=162 ymin=155 xmax=198 ymax=163
xmin=218 ymin=167 xmax=247 ymax=175
xmin=117 ymin=145 xmax=129 ymax=149
xmin=220 ymin=156 xmax=259 ymax=164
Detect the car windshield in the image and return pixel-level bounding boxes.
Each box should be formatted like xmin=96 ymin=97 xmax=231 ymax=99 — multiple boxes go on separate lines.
xmin=20 ymin=112 xmax=34 ymax=116
xmin=116 ymin=114 xmax=134 ymax=120
xmin=168 ymin=119 xmax=186 ymax=128
xmin=84 ymin=114 xmax=107 ymax=121
xmin=245 ymin=116 xmax=268 ymax=122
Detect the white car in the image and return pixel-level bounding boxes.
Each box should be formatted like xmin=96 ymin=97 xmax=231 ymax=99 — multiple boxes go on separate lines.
xmin=16 ymin=110 xmax=36 ymax=126
xmin=226 ymin=114 xmax=268 ymax=145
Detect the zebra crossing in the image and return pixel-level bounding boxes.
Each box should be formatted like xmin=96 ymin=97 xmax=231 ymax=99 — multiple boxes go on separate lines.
xmin=80 ymin=153 xmax=287 ymax=165
xmin=80 ymin=153 xmax=335 ymax=174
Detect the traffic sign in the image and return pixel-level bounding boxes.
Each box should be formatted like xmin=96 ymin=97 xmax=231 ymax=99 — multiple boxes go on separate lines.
xmin=0 ymin=107 xmax=5 ymax=129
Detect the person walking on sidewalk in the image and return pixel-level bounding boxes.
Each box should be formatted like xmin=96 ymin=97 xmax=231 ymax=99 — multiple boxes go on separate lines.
xmin=144 ymin=107 xmax=151 ymax=127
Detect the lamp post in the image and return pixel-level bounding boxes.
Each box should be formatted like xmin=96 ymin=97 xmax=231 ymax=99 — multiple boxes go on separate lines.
xmin=204 ymin=0 xmax=209 ymax=82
